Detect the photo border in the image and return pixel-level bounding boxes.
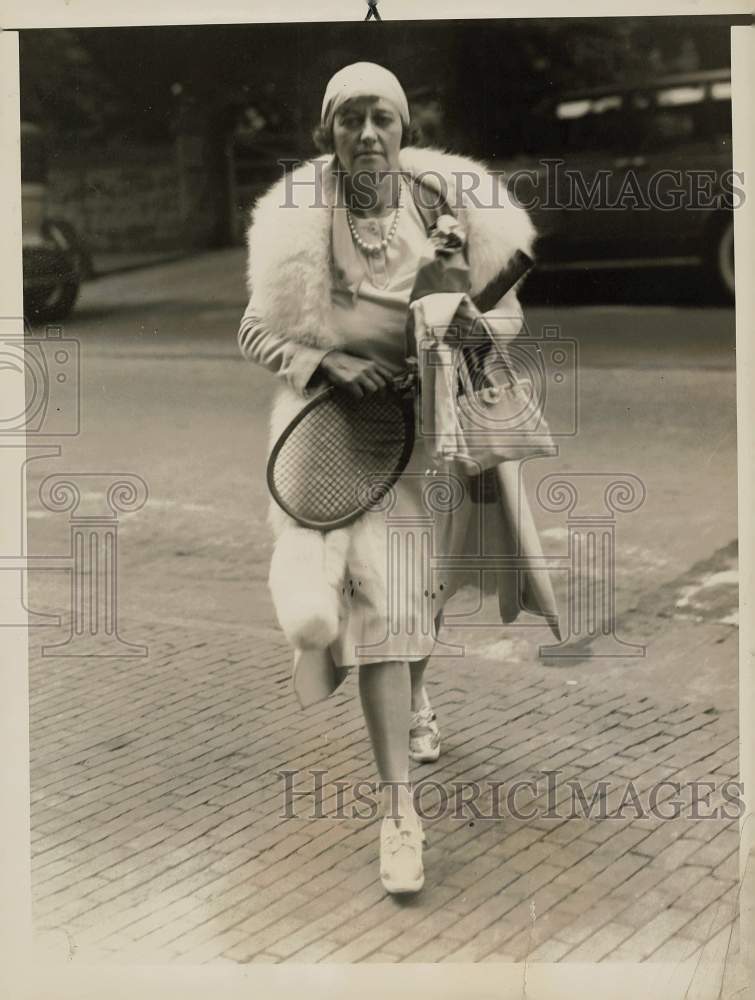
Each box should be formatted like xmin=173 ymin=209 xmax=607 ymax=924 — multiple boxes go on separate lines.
xmin=0 ymin=4 xmax=752 ymax=997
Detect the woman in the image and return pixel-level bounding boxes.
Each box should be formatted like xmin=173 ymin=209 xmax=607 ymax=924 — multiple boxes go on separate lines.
xmin=238 ymin=62 xmax=558 ymax=894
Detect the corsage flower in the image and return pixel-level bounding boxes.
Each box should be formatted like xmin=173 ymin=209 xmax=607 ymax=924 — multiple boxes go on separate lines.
xmin=430 ymin=214 xmax=466 ymax=255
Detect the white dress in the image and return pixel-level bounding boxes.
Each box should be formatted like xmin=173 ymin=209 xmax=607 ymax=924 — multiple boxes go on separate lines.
xmin=327 ymin=182 xmax=509 ymax=668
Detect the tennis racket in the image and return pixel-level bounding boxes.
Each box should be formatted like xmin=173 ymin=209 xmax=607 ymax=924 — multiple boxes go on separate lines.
xmin=267 ymin=369 xmax=417 ymax=531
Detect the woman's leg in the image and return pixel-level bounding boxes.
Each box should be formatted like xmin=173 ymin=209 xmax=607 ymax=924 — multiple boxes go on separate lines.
xmin=358 ymin=660 xmax=414 ymax=819
xmin=409 ymin=657 xmax=430 ymax=712
xmin=409 ymin=611 xmax=442 ymax=711
xmin=360 ymin=659 xmax=424 ymax=892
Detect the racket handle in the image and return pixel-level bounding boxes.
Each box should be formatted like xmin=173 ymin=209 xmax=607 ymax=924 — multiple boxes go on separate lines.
xmin=472 ymin=249 xmax=534 ymax=314
xmin=390 ymin=368 xmax=418 ymax=392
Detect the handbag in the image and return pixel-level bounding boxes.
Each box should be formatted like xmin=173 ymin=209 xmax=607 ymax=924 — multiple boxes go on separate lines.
xmin=411 ymin=291 xmax=556 ymax=474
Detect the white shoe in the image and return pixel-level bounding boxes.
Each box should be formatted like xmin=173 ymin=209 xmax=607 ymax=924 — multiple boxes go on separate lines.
xmin=409 ymin=702 xmax=441 ymax=763
xmin=380 ymin=815 xmax=425 ymax=894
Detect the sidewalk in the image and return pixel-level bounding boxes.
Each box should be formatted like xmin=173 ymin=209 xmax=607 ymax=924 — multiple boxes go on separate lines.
xmin=29 ymin=612 xmax=740 ymax=967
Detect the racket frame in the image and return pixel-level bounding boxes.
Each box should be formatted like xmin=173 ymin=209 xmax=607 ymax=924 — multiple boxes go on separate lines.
xmin=266 ymin=373 xmax=417 ymax=531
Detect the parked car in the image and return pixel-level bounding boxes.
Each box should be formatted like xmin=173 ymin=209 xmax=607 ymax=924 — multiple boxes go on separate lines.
xmin=500 ymin=69 xmax=736 ymax=300
xmin=22 ymin=122 xmax=90 ymax=322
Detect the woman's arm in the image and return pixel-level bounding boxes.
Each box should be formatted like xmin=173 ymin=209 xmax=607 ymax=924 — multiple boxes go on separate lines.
xmin=238 ymin=296 xmax=396 ymax=400
xmin=237 ymin=296 xmax=332 ymax=397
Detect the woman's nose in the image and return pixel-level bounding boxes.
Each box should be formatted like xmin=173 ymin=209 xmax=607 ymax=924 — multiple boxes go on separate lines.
xmin=360 ymin=116 xmax=378 ymax=140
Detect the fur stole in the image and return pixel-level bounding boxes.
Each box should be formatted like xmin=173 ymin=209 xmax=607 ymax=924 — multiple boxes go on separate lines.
xmin=246 ymin=146 xmax=535 ymax=348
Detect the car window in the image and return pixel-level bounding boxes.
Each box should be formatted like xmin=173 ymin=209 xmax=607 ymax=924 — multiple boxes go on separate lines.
xmin=562 ymin=109 xmax=627 ymax=153
xmin=519 ymin=97 xmax=627 ymax=156
xmin=638 ymin=108 xmax=699 ymax=147
xmin=520 ymin=78 xmax=731 ymax=158
xmin=630 ymin=83 xmax=731 ymax=151
xmin=656 ymin=84 xmax=706 ymax=107
xmin=555 ymin=95 xmax=626 ymax=154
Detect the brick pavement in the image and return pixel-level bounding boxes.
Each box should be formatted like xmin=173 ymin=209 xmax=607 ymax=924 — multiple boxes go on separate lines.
xmin=29 ymin=613 xmax=741 ymax=966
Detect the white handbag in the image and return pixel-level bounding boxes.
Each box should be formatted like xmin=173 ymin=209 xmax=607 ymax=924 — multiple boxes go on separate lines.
xmin=410 ymin=292 xmax=556 ymax=474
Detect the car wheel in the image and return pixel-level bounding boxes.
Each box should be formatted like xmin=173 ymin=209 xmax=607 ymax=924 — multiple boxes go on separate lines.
xmin=43 ymin=218 xmax=93 ymax=279
xmin=706 ymin=215 xmax=735 ymax=303
xmin=27 ymin=278 xmax=80 ymax=322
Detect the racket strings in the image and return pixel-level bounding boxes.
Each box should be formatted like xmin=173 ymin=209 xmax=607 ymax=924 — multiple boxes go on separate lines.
xmin=270 ymin=392 xmax=411 ymax=524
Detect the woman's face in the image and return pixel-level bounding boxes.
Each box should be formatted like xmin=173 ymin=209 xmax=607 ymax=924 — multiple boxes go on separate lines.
xmin=332 ymin=96 xmax=403 ymax=176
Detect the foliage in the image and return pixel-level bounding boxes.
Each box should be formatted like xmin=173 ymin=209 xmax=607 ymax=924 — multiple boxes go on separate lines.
xmin=19 ymin=19 xmax=731 ymax=153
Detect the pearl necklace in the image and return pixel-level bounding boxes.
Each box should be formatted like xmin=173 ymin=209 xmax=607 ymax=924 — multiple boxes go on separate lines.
xmin=346 ymin=184 xmax=403 ymax=257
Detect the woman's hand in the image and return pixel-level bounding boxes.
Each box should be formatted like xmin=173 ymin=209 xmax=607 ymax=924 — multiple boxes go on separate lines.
xmin=318 ymin=350 xmax=395 ymax=399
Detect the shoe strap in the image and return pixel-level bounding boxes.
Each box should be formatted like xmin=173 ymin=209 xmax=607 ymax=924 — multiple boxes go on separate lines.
xmin=384 ymin=820 xmax=423 ymax=854
xmin=410 ymin=704 xmax=436 ymax=728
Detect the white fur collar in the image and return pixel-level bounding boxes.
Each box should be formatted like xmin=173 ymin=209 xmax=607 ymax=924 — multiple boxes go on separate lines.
xmin=245 ymin=146 xmax=536 ymax=350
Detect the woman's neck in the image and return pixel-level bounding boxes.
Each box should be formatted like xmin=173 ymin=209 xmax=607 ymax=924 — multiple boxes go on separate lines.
xmin=344 ymin=171 xmax=402 ymax=218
